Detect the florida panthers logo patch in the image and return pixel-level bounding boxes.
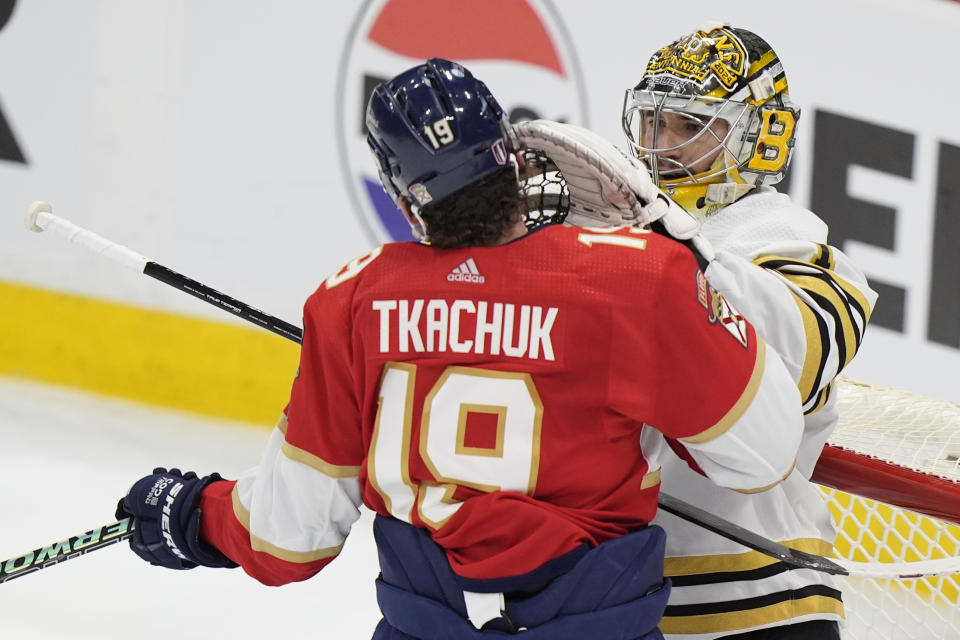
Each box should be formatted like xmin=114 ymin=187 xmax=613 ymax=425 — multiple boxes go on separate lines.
xmin=697 ymin=270 xmax=748 ymax=347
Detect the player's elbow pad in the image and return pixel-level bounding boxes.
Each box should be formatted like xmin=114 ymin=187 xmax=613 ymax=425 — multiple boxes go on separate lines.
xmin=680 ymin=343 xmax=804 ymax=492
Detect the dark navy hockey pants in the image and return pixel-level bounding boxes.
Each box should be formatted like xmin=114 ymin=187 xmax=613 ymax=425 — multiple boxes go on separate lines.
xmin=371 ymin=515 xmax=670 ymax=640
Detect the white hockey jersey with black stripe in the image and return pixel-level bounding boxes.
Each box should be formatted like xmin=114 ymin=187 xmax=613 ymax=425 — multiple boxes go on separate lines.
xmin=653 ymin=187 xmax=877 ymax=638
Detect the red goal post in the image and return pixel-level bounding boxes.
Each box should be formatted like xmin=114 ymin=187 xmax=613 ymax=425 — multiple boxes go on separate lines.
xmin=814 ymin=378 xmax=960 ymax=524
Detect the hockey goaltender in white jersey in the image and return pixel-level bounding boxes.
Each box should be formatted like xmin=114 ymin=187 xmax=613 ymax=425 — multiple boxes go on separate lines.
xmin=619 ymin=24 xmax=879 ymax=639
xmin=652 ymin=188 xmax=876 ymax=638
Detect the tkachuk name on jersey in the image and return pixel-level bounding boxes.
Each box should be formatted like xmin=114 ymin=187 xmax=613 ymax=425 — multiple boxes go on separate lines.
xmin=372 ymin=299 xmax=558 ymax=361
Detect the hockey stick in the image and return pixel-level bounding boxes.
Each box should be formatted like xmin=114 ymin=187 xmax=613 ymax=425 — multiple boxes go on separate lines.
xmin=0 ymin=519 xmax=133 ymax=584
xmin=24 ymin=202 xmax=302 ymax=344
xmin=9 ymin=502 xmax=955 ymax=582
xmin=21 ymin=203 xmax=960 ymax=580
xmin=656 ymin=493 xmax=846 ymax=576
xmin=659 ymin=493 xmax=960 ymax=578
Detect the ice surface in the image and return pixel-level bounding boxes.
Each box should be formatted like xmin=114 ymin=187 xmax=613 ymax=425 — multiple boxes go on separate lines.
xmin=0 ymin=376 xmax=381 ymax=639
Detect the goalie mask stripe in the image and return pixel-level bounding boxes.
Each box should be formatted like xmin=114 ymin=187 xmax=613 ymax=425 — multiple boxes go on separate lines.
xmin=743 ymin=49 xmax=780 ymax=84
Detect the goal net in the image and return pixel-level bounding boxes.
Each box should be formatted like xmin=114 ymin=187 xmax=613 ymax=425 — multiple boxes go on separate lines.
xmin=819 ymin=379 xmax=960 ymax=639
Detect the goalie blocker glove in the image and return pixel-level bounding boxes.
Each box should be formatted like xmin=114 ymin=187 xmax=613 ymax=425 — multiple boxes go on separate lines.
xmin=116 ymin=467 xmax=237 ymax=570
xmin=511 ymin=120 xmax=705 ymax=250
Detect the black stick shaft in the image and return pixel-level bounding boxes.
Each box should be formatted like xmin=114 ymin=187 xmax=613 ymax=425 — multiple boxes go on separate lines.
xmin=0 ymin=519 xmax=134 ymax=584
xmin=657 ymin=492 xmax=849 ymax=575
xmin=143 ymin=262 xmax=303 ymax=344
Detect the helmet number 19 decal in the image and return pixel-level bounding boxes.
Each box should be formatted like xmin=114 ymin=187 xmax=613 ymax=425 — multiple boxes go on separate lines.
xmin=424 ymin=118 xmax=455 ymax=149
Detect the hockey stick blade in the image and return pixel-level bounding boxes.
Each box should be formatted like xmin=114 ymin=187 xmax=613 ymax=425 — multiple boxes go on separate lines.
xmin=0 ymin=518 xmax=133 ymax=584
xmin=657 ymin=492 xmax=849 ymax=576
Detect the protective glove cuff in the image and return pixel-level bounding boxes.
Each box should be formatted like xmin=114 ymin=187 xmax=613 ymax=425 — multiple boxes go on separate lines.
xmin=118 ymin=468 xmax=237 ymax=570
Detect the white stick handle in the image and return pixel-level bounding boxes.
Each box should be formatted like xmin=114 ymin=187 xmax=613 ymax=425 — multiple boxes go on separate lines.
xmin=837 ymin=556 xmax=960 ymax=580
xmin=25 ymin=201 xmax=149 ymax=272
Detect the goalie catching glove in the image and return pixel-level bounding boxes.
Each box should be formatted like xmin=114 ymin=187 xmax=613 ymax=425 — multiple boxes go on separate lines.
xmin=511 ymin=120 xmax=711 ymax=257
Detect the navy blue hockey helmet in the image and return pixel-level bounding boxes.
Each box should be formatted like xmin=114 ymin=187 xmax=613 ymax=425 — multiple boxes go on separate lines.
xmin=365 ymin=58 xmax=515 ymax=210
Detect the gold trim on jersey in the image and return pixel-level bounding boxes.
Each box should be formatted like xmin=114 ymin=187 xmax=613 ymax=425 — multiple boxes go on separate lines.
xmin=832 ymin=278 xmax=873 ymax=325
xmin=786 ymin=274 xmax=861 ymax=368
xmin=806 ymin=380 xmax=834 ymax=415
xmin=752 ymin=254 xmax=872 ymax=405
xmin=230 ymin=487 xmax=343 ymax=563
xmin=420 ymin=366 xmax=544 ymax=495
xmin=659 ymin=595 xmax=844 ymax=635
xmin=787 ymin=290 xmax=827 ymax=404
xmin=369 ymin=362 xmax=418 ymax=519
xmin=733 ymin=459 xmax=796 ymax=494
xmin=416 ymin=482 xmax=461 ymax=530
xmin=641 ymin=468 xmax=662 ymax=490
xmin=812 ymin=244 xmax=835 ymax=270
xmin=456 ymin=403 xmax=507 ymax=457
xmin=753 ymin=255 xmax=872 ymax=333
xmin=680 ymin=340 xmax=766 ymax=444
xmin=664 ymin=537 xmax=835 ymax=575
xmin=280 ymin=441 xmax=361 ymax=478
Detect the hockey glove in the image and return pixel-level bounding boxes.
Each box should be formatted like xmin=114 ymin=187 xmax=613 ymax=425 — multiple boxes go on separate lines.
xmin=511 ymin=119 xmax=702 ymax=243
xmin=116 ymin=467 xmax=237 ymax=570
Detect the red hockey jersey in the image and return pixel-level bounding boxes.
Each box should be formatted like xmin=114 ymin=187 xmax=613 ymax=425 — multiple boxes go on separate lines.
xmin=200 ymin=224 xmax=803 ymax=587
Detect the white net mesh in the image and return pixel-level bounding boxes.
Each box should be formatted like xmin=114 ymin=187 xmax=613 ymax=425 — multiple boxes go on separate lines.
xmin=821 ymin=379 xmax=960 ymax=639
xmin=829 ymin=379 xmax=960 ymax=480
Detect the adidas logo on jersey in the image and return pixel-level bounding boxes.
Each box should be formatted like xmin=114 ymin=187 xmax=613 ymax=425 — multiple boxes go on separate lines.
xmin=447 ymin=258 xmax=485 ymax=284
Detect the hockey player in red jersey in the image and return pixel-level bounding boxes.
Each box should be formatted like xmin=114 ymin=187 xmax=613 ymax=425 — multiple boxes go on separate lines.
xmin=117 ymin=58 xmax=806 ymax=639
